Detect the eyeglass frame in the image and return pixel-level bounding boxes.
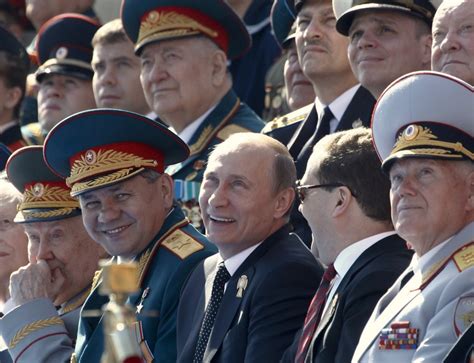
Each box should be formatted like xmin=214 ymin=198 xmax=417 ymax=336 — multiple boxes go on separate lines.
xmin=295 ymin=180 xmax=357 ymax=202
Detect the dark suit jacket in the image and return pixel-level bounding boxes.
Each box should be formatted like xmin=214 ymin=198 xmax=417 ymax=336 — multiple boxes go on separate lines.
xmin=287 ymin=85 xmax=375 ymax=179
xmin=177 ymin=225 xmax=324 ymax=363
xmin=287 ymin=86 xmax=375 ymax=245
xmin=281 ymin=234 xmax=413 ymax=363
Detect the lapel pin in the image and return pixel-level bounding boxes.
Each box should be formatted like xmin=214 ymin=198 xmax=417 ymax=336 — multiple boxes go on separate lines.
xmin=236 ymin=275 xmax=248 ymax=298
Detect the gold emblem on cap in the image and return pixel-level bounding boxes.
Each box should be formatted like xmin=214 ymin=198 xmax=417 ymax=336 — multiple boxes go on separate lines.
xmin=32 ymin=183 xmax=45 ymax=197
xmin=236 ymin=275 xmax=248 ymax=298
xmin=138 ymin=10 xmax=218 ymax=49
xmin=403 ymin=124 xmax=420 ymax=140
xmin=56 ymin=47 xmax=68 ymax=59
xmin=85 ymin=150 xmax=97 ymax=165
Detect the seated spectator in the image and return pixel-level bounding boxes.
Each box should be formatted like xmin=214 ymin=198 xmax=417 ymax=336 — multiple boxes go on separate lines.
xmin=0 ymin=146 xmax=105 ymax=363
xmin=177 ymin=133 xmax=323 ymax=362
xmin=431 ymin=0 xmax=474 ymax=85
xmin=91 ymin=19 xmax=151 ymax=116
xmin=353 ymin=71 xmax=474 ymax=362
xmin=282 ymin=128 xmax=412 ymax=362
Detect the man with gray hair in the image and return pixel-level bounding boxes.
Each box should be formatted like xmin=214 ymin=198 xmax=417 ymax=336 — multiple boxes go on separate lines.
xmin=431 ymin=0 xmax=474 ymax=85
xmin=353 ymin=71 xmax=473 ymax=362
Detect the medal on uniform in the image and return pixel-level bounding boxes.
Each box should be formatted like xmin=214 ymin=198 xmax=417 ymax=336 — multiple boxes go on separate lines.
xmin=136 ymin=287 xmax=150 ymax=314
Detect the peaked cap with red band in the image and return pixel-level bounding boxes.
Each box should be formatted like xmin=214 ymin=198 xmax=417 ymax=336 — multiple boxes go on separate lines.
xmin=120 ymin=0 xmax=251 ymax=59
xmin=6 ymin=146 xmax=81 ymax=223
xmin=43 ymin=108 xmax=190 ymax=197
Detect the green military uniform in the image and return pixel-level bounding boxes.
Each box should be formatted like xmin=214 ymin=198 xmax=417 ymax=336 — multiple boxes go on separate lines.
xmin=43 ymin=108 xmax=217 ymax=363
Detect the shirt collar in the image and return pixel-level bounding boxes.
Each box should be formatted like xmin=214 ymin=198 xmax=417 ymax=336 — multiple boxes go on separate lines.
xmin=219 ymin=242 xmax=263 ymax=277
xmin=169 ymin=104 xmax=217 ymax=144
xmin=410 ymin=236 xmax=452 ymax=276
xmin=314 ymin=84 xmax=360 ymax=123
xmin=333 ymin=231 xmax=397 ymax=278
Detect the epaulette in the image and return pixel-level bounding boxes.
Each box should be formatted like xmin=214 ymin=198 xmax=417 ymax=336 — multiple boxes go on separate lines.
xmin=161 ymin=229 xmax=204 ymax=259
xmin=420 ymin=241 xmax=473 ymax=290
xmin=262 ymin=104 xmax=312 ymax=133
xmin=216 ymin=124 xmax=253 ymax=141
xmin=21 ymin=122 xmax=45 ymax=145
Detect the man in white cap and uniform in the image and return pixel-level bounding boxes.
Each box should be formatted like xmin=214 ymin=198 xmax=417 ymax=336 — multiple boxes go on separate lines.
xmin=352 ymin=71 xmax=474 ymax=362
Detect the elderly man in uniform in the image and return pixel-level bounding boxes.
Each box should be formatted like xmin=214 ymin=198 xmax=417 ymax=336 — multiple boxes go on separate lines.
xmin=177 ymin=133 xmax=323 ymax=362
xmin=352 ymin=71 xmax=474 ymax=362
xmin=91 ymin=19 xmax=152 ymax=116
xmin=431 ymin=0 xmax=474 ymax=85
xmin=0 ymin=146 xmax=105 ymax=363
xmin=121 ymin=0 xmax=264 ymax=229
xmin=43 ymin=108 xmax=217 ymax=362
xmin=22 ymin=14 xmax=99 ymax=145
xmin=333 ymin=0 xmax=437 ymax=98
xmin=0 ymin=25 xmax=29 ymax=151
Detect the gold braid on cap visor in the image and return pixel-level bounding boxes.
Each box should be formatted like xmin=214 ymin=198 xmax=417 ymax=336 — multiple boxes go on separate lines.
xmin=66 ymin=149 xmax=159 ymax=195
xmin=391 ymin=125 xmax=474 ymax=160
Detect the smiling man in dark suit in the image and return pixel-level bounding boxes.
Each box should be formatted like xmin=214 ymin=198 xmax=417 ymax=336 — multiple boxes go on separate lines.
xmin=282 ymin=128 xmax=413 ymax=363
xmin=177 ymin=133 xmax=324 ymax=363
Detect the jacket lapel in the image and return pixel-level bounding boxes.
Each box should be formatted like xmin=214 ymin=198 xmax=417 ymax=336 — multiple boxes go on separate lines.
xmin=287 ymin=105 xmax=317 ymax=160
xmin=204 ymin=225 xmax=291 ymax=361
xmin=335 ymin=86 xmax=374 ymax=132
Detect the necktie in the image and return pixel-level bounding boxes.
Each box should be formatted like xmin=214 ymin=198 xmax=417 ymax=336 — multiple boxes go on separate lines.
xmin=298 ymin=106 xmax=334 ymax=165
xmin=295 ymin=263 xmax=337 ymax=363
xmin=193 ymin=262 xmax=231 ymax=363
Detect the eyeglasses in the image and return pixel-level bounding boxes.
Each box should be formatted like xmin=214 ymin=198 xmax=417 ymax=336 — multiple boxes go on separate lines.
xmin=295 ymin=181 xmax=349 ymax=202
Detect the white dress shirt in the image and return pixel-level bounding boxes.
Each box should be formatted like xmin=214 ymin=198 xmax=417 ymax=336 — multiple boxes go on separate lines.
xmin=169 ymin=104 xmax=217 ymax=144
xmin=322 ymin=231 xmax=397 ymax=316
xmin=314 ymin=84 xmax=360 ymax=133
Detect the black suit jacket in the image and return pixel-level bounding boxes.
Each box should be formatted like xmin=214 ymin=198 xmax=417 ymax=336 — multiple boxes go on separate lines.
xmin=282 ymin=234 xmax=413 ymax=363
xmin=177 ymin=225 xmax=324 ymax=363
xmin=287 ymin=86 xmax=375 ymax=245
xmin=287 ymin=85 xmax=375 ymax=179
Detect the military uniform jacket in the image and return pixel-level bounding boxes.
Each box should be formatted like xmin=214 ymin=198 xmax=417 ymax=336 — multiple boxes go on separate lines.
xmin=353 ymin=222 xmax=474 ymax=363
xmin=74 ymin=207 xmax=217 ymax=363
xmin=176 ymin=224 xmax=324 ymax=363
xmin=281 ymin=234 xmax=413 ymax=363
xmin=167 ymin=89 xmax=264 ymax=184
xmin=0 ymin=123 xmax=27 ymax=152
xmin=0 ymin=288 xmax=90 ymax=363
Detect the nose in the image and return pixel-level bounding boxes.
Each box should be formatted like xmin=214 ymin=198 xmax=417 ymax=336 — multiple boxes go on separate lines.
xmin=144 ymin=58 xmax=168 ymax=85
xmin=97 ymin=198 xmax=121 ymax=225
xmin=206 ymin=185 xmax=229 ymax=210
xmin=100 ymin=66 xmax=117 ymax=86
xmin=35 ymin=240 xmax=54 ymax=261
xmin=439 ymin=30 xmax=461 ymax=53
xmin=395 ymin=175 xmax=418 ymax=198
xmin=302 ymin=18 xmax=324 ymax=42
xmin=356 ymin=31 xmax=376 ymax=49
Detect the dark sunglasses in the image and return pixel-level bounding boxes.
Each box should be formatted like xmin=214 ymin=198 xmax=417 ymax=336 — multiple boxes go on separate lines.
xmin=295 ymin=180 xmax=356 ymax=202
